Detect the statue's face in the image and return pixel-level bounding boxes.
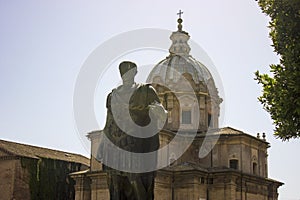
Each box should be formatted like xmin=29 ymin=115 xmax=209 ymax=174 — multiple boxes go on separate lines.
xmin=121 ymin=67 xmax=137 ymax=83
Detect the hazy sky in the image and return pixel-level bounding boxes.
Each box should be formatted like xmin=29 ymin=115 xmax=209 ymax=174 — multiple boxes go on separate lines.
xmin=0 ymin=1 xmax=299 ymax=199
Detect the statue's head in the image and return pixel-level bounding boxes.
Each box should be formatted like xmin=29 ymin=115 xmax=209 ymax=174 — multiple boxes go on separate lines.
xmin=119 ymin=61 xmax=137 ymax=78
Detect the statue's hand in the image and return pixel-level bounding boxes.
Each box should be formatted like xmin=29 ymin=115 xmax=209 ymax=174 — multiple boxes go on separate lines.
xmin=149 ymin=103 xmax=167 ymax=127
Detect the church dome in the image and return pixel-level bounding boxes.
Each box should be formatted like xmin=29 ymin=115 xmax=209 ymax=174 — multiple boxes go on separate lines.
xmin=146 ymin=15 xmax=222 ymax=132
xmin=146 ymin=17 xmax=216 ymax=89
xmin=147 ymin=54 xmax=215 ymax=85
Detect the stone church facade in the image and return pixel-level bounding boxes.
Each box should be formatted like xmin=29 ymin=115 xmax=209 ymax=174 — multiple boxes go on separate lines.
xmin=0 ymin=139 xmax=89 ymax=200
xmin=71 ymin=16 xmax=283 ymax=200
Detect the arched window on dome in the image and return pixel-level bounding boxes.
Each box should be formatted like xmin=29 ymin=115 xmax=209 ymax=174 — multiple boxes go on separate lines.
xmin=178 ymin=95 xmax=198 ymax=129
xmin=229 ymin=159 xmax=239 ymax=170
xmin=182 ymin=110 xmax=191 ymax=124
xmin=208 ymin=113 xmax=212 ymax=127
xmin=253 ymin=162 xmax=258 ymax=175
xmin=252 ymin=155 xmax=258 ymax=175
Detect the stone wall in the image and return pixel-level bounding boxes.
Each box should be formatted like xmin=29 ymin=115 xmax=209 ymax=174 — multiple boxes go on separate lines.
xmin=0 ymin=158 xmax=31 ymax=200
xmin=0 ymin=158 xmax=16 ymax=200
xmin=13 ymin=159 xmax=31 ymax=200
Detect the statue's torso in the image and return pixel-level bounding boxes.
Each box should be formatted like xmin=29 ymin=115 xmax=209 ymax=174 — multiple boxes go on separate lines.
xmin=104 ymin=83 xmax=160 ymax=153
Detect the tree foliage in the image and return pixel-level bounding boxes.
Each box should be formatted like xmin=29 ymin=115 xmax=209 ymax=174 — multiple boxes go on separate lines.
xmin=255 ymin=0 xmax=300 ymax=140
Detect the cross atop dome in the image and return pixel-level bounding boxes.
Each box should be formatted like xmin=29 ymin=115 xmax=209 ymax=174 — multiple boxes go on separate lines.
xmin=176 ymin=10 xmax=184 ymax=31
xmin=177 ymin=10 xmax=183 ymax=19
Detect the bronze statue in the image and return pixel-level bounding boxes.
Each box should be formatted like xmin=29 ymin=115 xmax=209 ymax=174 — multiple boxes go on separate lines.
xmin=97 ymin=61 xmax=166 ymax=200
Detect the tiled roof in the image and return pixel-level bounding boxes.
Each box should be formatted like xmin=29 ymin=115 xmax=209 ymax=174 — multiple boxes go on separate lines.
xmin=205 ymin=127 xmax=253 ymax=136
xmin=214 ymin=127 xmax=244 ymax=135
xmin=204 ymin=127 xmax=268 ymax=143
xmin=0 ymin=139 xmax=89 ymax=166
xmin=164 ymin=162 xmax=208 ymax=172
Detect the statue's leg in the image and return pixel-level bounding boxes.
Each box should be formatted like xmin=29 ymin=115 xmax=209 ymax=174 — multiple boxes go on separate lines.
xmin=108 ymin=174 xmax=122 ymax=200
xmin=123 ymin=176 xmax=136 ymax=200
xmin=106 ymin=173 xmax=114 ymax=199
xmin=141 ymin=173 xmax=155 ymax=200
xmin=130 ymin=175 xmax=147 ymax=200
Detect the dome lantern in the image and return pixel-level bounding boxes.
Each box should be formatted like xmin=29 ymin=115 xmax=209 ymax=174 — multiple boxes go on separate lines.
xmin=169 ymin=11 xmax=191 ymax=56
